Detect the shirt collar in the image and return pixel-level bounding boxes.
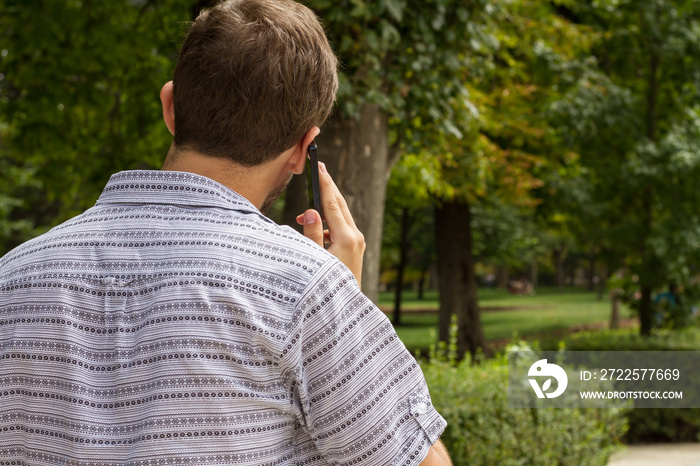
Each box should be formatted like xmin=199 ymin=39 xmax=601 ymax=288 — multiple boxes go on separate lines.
xmin=96 ymin=170 xmax=270 ymax=220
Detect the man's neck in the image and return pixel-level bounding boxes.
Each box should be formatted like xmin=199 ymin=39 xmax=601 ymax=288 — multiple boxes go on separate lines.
xmin=160 ymin=145 xmax=283 ymax=210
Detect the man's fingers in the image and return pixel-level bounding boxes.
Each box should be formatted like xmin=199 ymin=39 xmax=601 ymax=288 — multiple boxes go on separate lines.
xmin=298 ymin=209 xmax=324 ymax=247
xmin=319 ymin=163 xmax=356 ymax=229
xmin=313 ymin=163 xmax=366 ymax=286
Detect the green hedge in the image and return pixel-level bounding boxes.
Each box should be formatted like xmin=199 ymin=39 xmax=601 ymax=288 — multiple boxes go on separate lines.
xmin=421 ymin=352 xmax=628 ymax=465
xmin=561 ymin=327 xmax=700 ymax=443
xmin=563 ymin=327 xmax=700 ymax=351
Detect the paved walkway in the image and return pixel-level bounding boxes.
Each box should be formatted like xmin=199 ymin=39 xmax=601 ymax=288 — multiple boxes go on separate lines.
xmin=608 ymin=444 xmax=700 ymax=465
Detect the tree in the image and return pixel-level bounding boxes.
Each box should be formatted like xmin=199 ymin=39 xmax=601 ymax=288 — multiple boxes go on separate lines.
xmin=361 ymin=0 xmax=594 ymax=357
xmin=424 ymin=0 xmax=592 ymax=357
xmin=552 ymin=0 xmax=700 ymax=335
xmin=471 ymin=199 xmax=544 ymax=284
xmin=281 ymin=0 xmax=495 ymax=303
xmin=381 ymin=155 xmax=437 ymax=326
xmin=0 ymin=0 xmax=191 ymax=253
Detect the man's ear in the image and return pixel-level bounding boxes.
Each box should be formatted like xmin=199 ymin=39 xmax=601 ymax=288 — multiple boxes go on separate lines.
xmin=290 ymin=126 xmax=321 ymax=175
xmin=160 ymin=81 xmax=175 ymax=136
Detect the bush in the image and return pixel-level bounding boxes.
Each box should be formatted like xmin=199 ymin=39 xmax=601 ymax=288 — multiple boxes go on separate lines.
xmin=563 ymin=327 xmax=700 ymax=351
xmin=624 ymin=408 xmax=700 ymax=443
xmin=561 ymin=327 xmax=700 ymax=443
xmin=607 ymin=276 xmax=700 ymax=330
xmin=420 ymin=342 xmax=627 ymax=465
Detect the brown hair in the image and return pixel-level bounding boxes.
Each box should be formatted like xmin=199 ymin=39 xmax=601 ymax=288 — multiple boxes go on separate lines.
xmin=172 ymin=0 xmax=338 ymax=166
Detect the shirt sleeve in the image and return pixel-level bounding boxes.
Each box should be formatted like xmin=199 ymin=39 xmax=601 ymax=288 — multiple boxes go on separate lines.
xmin=279 ymin=259 xmax=447 ymax=465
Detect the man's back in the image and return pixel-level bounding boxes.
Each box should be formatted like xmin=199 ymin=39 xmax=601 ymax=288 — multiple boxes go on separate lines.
xmin=0 ymin=170 xmax=445 ymax=465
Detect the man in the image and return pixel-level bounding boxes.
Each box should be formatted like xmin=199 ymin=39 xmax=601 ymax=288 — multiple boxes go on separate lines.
xmin=0 ymin=0 xmax=450 ymax=464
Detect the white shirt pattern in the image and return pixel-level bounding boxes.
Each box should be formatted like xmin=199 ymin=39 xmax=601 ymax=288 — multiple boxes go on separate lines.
xmin=0 ymin=170 xmax=446 ymax=465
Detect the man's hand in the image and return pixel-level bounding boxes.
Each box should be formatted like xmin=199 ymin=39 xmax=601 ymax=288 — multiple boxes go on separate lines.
xmin=296 ymin=162 xmax=366 ymax=287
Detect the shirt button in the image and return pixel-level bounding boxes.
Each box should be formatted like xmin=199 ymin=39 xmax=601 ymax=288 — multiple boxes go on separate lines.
xmin=414 ymin=402 xmax=427 ymax=416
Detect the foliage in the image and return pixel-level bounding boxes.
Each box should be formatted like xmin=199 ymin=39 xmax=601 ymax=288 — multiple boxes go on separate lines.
xmin=562 ymin=327 xmax=700 ymax=443
xmin=609 ymin=274 xmax=700 ymax=330
xmin=563 ymin=327 xmax=700 ymax=352
xmin=625 ymin=408 xmax=700 ymax=443
xmin=380 ymin=162 xmax=436 ymax=280
xmin=306 ymin=0 xmax=492 ymax=144
xmin=471 ymin=199 xmax=544 ymax=269
xmin=0 ymin=0 xmax=192 ymax=253
xmin=389 ymin=287 xmax=615 ymax=352
xmin=311 ymin=0 xmax=571 ymax=204
xmin=0 ymin=156 xmax=40 ymax=248
xmin=420 ymin=331 xmax=627 ymax=465
xmin=550 ymin=0 xmax=700 ymax=333
xmin=378 ymin=0 xmax=594 ymax=358
xmin=380 ymin=0 xmax=595 ymax=300
xmin=395 ymin=0 xmax=594 ymax=205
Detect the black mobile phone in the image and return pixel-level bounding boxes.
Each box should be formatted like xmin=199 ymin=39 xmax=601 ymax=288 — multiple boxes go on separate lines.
xmin=306 ymin=140 xmax=323 ymax=219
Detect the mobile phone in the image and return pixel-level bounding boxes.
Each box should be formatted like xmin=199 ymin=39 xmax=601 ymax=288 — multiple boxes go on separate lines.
xmin=306 ymin=140 xmax=323 ymax=220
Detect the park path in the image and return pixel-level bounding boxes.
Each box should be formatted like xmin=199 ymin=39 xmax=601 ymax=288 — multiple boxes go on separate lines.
xmin=607 ymin=443 xmax=700 ymax=465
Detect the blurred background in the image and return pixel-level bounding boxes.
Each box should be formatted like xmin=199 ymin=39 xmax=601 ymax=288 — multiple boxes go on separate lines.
xmin=2 ymin=0 xmax=700 ymax=464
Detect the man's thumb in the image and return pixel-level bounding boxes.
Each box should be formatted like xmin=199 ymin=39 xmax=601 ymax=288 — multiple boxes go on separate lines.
xmin=301 ymin=209 xmax=324 ymax=247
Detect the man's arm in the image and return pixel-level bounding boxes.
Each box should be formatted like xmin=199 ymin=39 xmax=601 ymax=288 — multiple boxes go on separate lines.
xmin=420 ymin=439 xmax=452 ymax=466
xmin=298 ymin=163 xmax=451 ymax=466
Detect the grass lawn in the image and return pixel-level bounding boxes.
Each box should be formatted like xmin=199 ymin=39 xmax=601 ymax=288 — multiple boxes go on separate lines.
xmin=378 ymin=287 xmax=629 ymax=352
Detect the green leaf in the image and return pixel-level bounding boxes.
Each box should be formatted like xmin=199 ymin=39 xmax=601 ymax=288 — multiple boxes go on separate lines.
xmin=383 ymin=0 xmax=405 ymax=22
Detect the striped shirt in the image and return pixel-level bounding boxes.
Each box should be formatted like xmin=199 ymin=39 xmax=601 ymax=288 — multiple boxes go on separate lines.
xmin=0 ymin=170 xmax=446 ymax=465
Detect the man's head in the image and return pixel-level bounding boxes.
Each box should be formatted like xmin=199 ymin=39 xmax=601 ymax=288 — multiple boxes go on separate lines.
xmin=171 ymin=0 xmax=338 ymax=166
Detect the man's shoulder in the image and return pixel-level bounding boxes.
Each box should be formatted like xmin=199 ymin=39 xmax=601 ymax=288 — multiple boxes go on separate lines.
xmin=235 ymin=216 xmax=338 ymax=275
xmin=249 ymin=218 xmax=330 ymax=260
xmin=0 ymin=211 xmax=89 ymax=273
xmin=0 ymin=204 xmax=336 ymax=288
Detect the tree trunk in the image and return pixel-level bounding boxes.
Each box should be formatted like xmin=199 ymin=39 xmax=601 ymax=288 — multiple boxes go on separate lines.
xmin=587 ymin=252 xmax=596 ymax=292
xmin=637 ymin=47 xmax=660 ymax=337
xmin=435 ymin=204 xmax=457 ymax=344
xmin=597 ymin=263 xmax=609 ymax=301
xmin=435 ymin=199 xmax=486 ymax=358
xmin=529 ymin=259 xmax=538 ymax=289
xmin=393 ymin=208 xmax=411 ymax=326
xmin=429 ymin=263 xmax=439 ymax=291
xmin=639 ymin=284 xmax=653 ymax=336
xmin=318 ymin=104 xmax=389 ymax=303
xmin=496 ymin=265 xmax=509 ymax=289
xmin=554 ymin=245 xmax=567 ymax=292
xmin=283 ymin=103 xmax=390 ymax=303
xmin=610 ymin=288 xmax=620 ymax=330
xmin=417 ymin=265 xmax=428 ymax=301
xmin=645 ymin=52 xmax=660 ymax=144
